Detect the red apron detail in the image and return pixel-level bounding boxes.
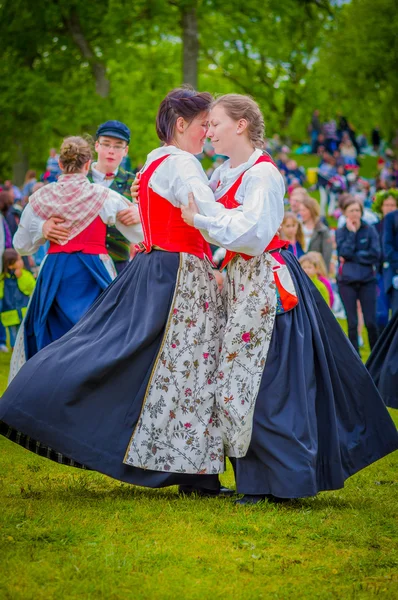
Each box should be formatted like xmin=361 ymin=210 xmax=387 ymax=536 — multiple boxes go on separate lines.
xmin=217 ymin=154 xmax=298 ymax=314
xmin=48 ymin=216 xmax=107 ymax=254
xmin=136 ymin=155 xmax=212 ymax=260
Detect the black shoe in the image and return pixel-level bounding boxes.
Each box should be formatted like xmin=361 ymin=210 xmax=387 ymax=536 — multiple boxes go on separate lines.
xmin=264 ymin=494 xmax=293 ymax=504
xmin=235 ymin=494 xmax=267 ymax=505
xmin=178 ymin=485 xmax=235 ymax=498
xmin=219 ymin=486 xmax=236 ymax=497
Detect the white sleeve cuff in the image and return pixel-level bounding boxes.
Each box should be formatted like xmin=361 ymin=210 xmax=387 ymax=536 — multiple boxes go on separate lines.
xmin=194 ymin=214 xmax=210 ymax=231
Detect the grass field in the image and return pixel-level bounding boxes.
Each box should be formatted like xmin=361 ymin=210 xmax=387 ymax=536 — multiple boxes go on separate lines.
xmin=0 ymin=339 xmax=397 ymax=599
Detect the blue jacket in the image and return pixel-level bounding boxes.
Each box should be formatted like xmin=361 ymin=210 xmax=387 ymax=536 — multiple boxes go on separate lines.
xmin=383 ymin=209 xmax=398 ymax=293
xmin=336 ymin=220 xmax=381 ymax=284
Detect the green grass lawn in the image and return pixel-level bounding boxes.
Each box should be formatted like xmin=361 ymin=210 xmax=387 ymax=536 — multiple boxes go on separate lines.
xmin=0 ymin=343 xmax=397 ymax=599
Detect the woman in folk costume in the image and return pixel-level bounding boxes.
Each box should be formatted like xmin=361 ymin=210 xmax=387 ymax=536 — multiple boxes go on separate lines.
xmin=9 ymin=136 xmax=141 ymax=376
xmin=181 ymin=94 xmax=398 ymax=505
xmin=366 ymin=311 xmax=398 ymax=409
xmin=0 ymin=88 xmax=228 ymax=495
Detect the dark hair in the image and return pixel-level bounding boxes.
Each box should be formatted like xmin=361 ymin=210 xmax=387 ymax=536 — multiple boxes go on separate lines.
xmin=59 ymin=136 xmax=92 ymax=174
xmin=2 ymin=248 xmax=20 ymax=274
xmin=0 ymin=191 xmax=12 ymax=214
xmin=156 ymin=86 xmax=213 ymax=144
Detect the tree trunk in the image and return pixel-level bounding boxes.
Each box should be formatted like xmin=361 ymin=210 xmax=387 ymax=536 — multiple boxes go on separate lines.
xmin=64 ymin=9 xmax=110 ymax=98
xmin=181 ymin=4 xmax=198 ymax=88
xmin=12 ymin=143 xmax=29 ymax=187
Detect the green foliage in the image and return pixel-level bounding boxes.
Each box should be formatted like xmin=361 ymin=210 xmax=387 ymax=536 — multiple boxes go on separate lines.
xmin=0 ymin=0 xmax=396 ymax=180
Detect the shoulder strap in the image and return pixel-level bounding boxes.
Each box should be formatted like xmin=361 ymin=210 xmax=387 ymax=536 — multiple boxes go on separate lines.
xmin=218 ymin=153 xmax=278 ymax=208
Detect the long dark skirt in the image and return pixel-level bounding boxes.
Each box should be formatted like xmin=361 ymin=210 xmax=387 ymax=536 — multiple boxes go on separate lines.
xmin=24 ymin=253 xmax=113 ymax=359
xmin=0 ymin=252 xmax=219 ymax=491
xmin=232 ymin=251 xmax=398 ymax=498
xmin=366 ymin=311 xmax=398 ymax=409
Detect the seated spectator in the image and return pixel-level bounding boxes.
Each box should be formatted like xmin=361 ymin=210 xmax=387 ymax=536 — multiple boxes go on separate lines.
xmin=336 ymin=197 xmax=381 ymax=354
xmin=298 ymin=195 xmax=333 ymax=271
xmin=285 ymin=159 xmax=306 ymax=186
xmin=276 ymin=151 xmax=289 ymax=176
xmin=281 ymin=212 xmax=305 ymax=259
xmin=340 ymin=133 xmax=358 ymax=167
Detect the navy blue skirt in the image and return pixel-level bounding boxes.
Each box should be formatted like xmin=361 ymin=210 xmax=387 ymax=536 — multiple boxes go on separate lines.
xmin=24 ymin=253 xmax=112 ymax=359
xmin=0 ymin=252 xmax=219 ymax=491
xmin=232 ymin=251 xmax=398 ymax=498
xmin=366 ymin=311 xmax=398 ymax=409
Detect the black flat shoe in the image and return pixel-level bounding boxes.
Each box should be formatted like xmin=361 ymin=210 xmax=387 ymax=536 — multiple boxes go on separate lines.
xmin=178 ymin=485 xmax=235 ymax=497
xmin=235 ymin=494 xmax=267 ymax=505
xmin=264 ymin=494 xmax=293 ymax=504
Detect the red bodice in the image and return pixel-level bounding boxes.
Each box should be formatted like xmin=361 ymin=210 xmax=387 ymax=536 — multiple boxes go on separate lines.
xmin=217 ymin=155 xmax=288 ymax=270
xmin=137 ymin=154 xmax=212 ymax=260
xmin=48 ymin=216 xmax=107 ymax=254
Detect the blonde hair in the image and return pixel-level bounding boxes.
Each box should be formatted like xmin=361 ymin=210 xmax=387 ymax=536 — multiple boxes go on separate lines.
xmin=299 ymin=251 xmax=327 ymax=277
xmin=281 ymin=212 xmax=305 ymax=249
xmin=212 ymin=94 xmax=265 ymax=147
xmin=299 ymin=195 xmax=321 ymax=223
xmin=290 ymin=186 xmax=310 ymax=201
xmin=59 ymin=136 xmax=92 ymax=174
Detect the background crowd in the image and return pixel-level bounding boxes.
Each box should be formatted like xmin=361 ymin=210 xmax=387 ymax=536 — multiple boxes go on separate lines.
xmin=0 ymin=111 xmax=397 ymax=359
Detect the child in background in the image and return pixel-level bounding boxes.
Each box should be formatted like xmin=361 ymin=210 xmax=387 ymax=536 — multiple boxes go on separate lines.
xmin=305 ymin=250 xmax=334 ymax=308
xmin=281 ymin=212 xmax=305 ymax=259
xmin=299 ymin=252 xmax=331 ymax=307
xmin=0 ymin=249 xmax=36 ymax=348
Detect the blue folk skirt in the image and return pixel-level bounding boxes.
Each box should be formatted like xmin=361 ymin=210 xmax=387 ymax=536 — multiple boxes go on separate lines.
xmin=366 ymin=311 xmax=398 ymax=409
xmin=24 ymin=253 xmax=113 ymax=359
xmin=0 ymin=252 xmax=219 ymax=490
xmin=232 ymin=251 xmax=398 ymax=498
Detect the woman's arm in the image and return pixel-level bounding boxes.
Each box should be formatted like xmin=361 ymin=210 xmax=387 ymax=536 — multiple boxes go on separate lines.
xmin=100 ymin=191 xmax=143 ymax=244
xmin=13 ymin=204 xmax=47 ymax=255
xmin=190 ymin=164 xmax=285 ymax=255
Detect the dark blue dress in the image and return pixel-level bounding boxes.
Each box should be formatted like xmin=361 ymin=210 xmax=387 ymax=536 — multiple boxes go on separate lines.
xmin=24 ymin=253 xmax=112 ymax=359
xmin=231 ymin=251 xmax=398 ymax=498
xmin=0 ymin=251 xmax=220 ymax=491
xmin=366 ymin=311 xmax=398 ymax=409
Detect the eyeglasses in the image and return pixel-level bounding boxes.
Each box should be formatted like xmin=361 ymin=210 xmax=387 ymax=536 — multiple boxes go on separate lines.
xmin=98 ymin=142 xmax=127 ymax=151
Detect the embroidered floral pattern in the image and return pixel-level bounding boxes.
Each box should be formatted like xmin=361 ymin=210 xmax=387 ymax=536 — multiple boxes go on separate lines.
xmin=124 ymin=254 xmax=226 ymax=474
xmin=216 ymin=253 xmax=277 ymax=457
